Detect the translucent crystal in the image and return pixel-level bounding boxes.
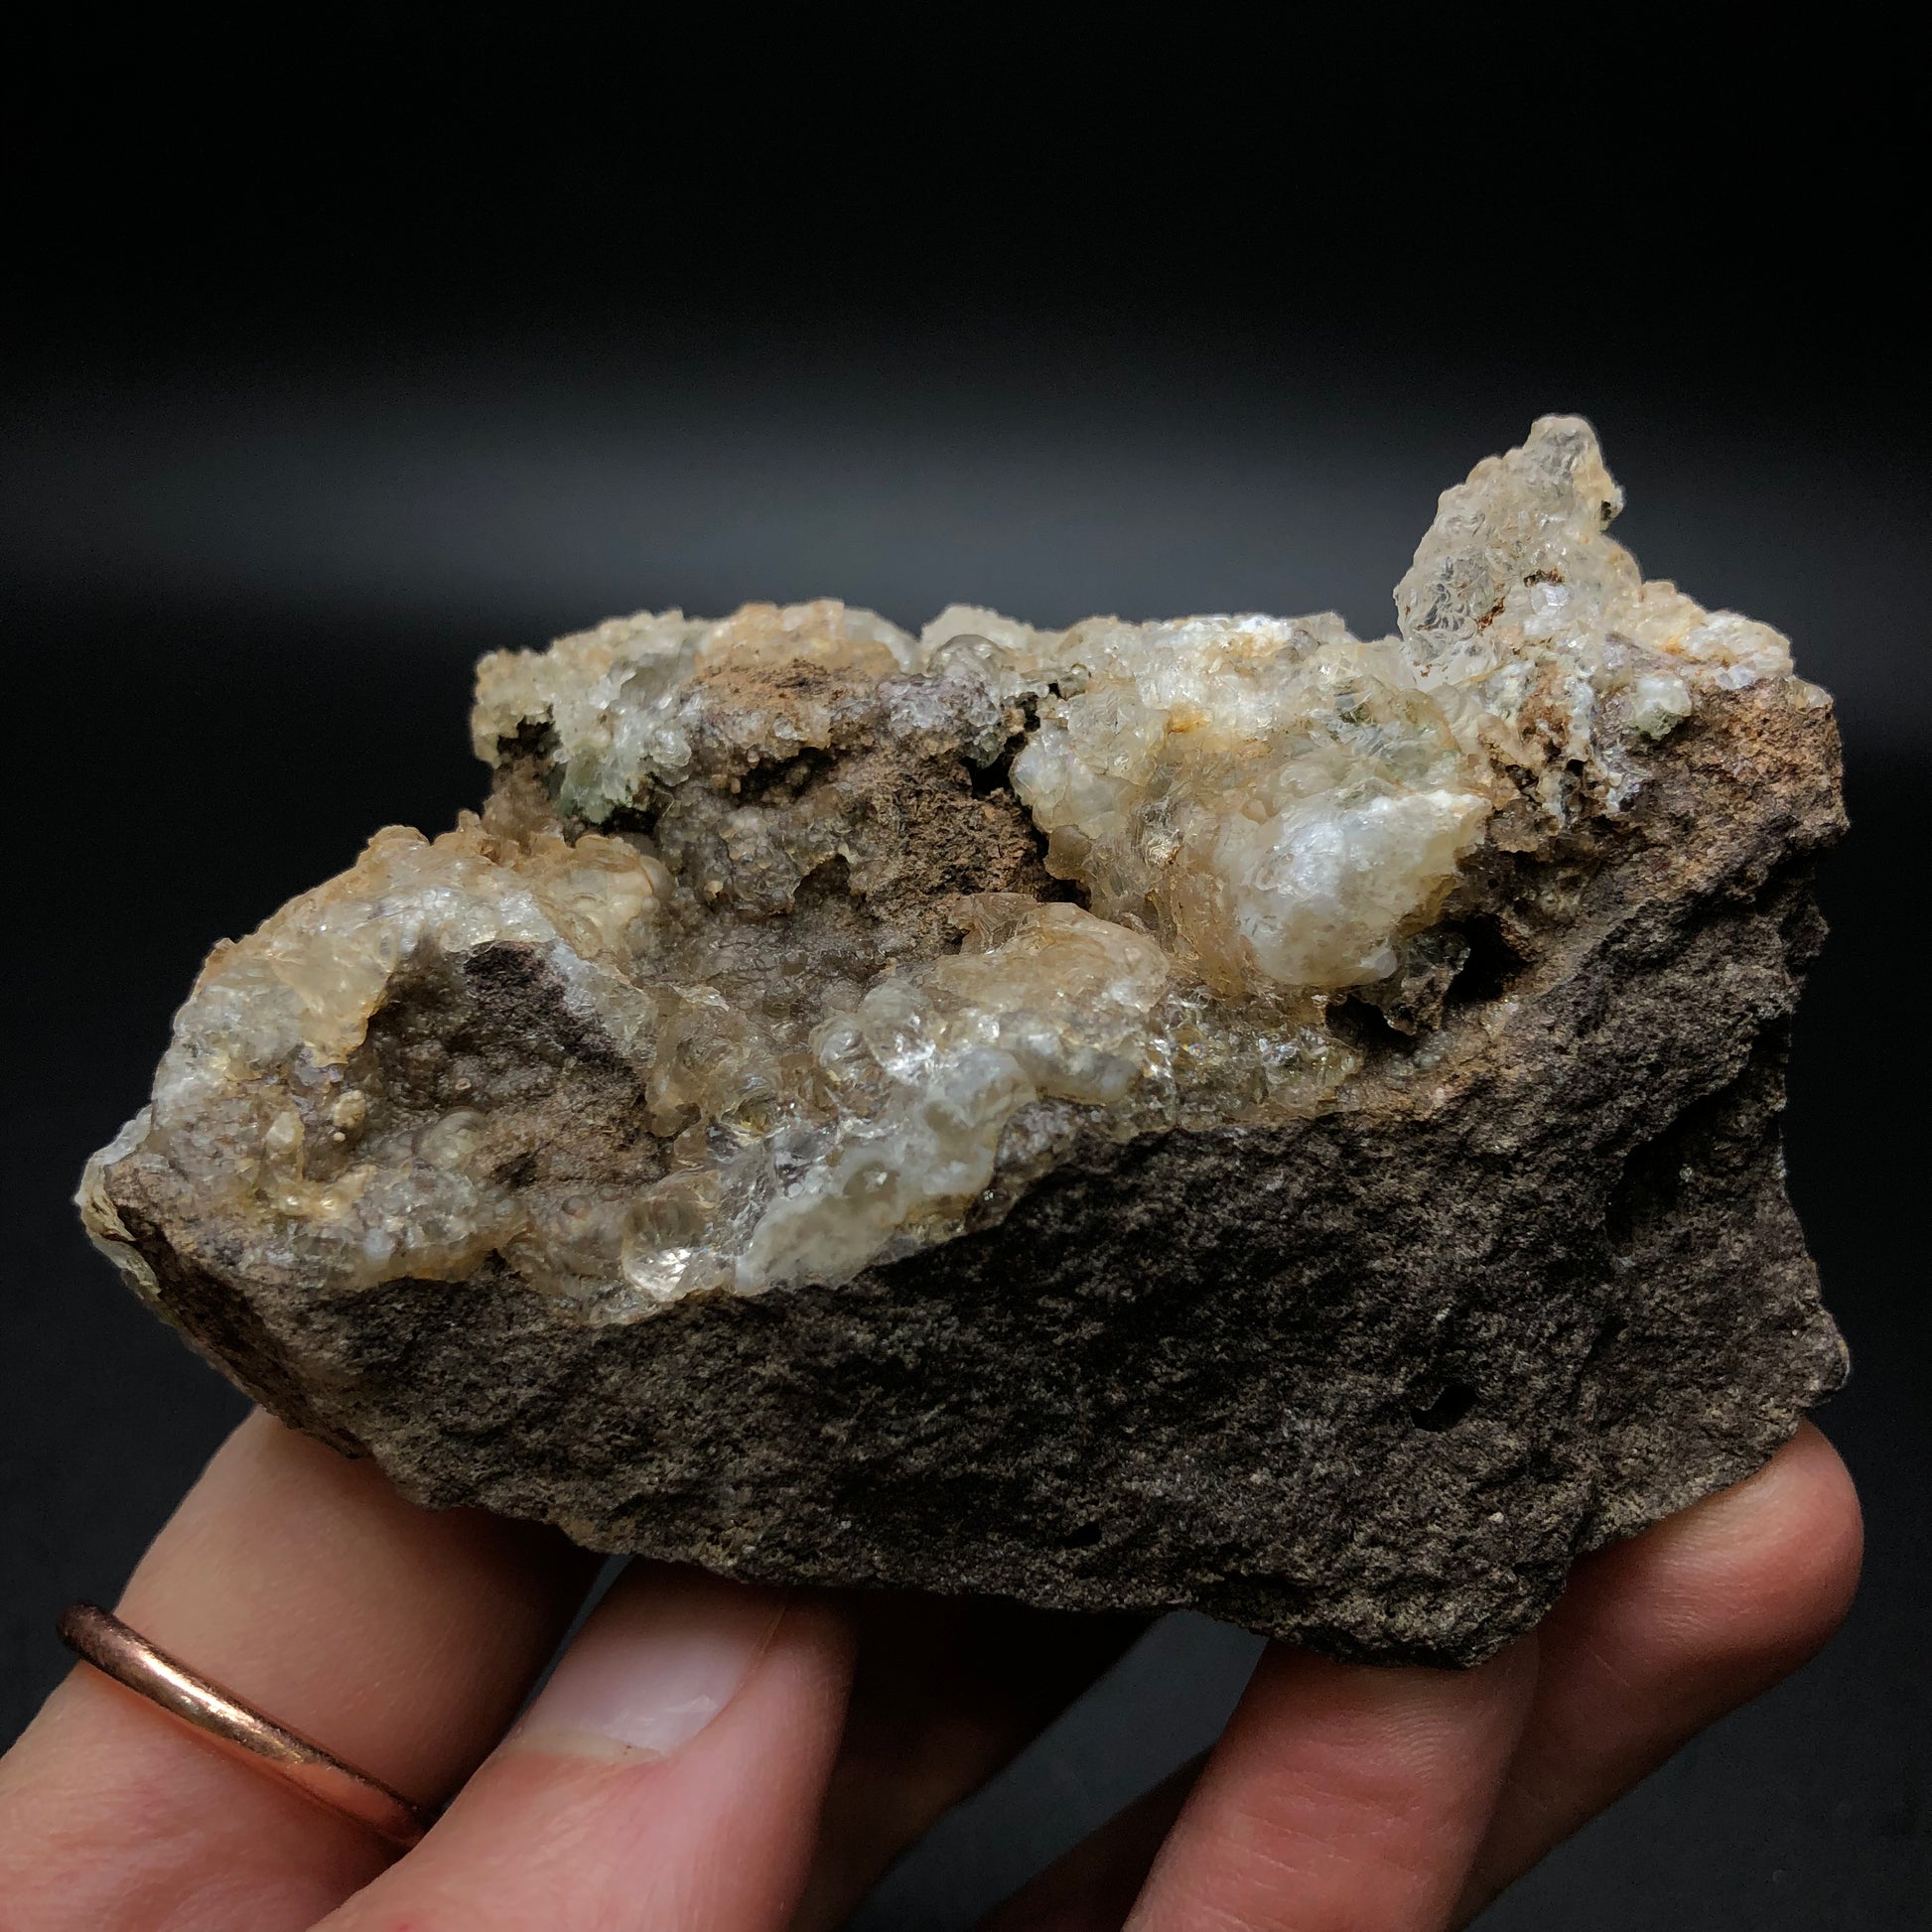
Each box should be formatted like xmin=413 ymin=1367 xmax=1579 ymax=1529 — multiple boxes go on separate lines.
xmin=83 ymin=418 xmax=1821 ymax=1315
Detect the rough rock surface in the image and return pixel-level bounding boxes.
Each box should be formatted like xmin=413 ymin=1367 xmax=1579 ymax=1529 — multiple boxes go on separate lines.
xmin=80 ymin=419 xmax=1847 ymax=1665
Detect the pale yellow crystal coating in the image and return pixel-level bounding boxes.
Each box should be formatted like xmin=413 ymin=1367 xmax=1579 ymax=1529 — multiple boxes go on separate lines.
xmin=84 ymin=418 xmax=1822 ymax=1316
xmin=472 ymin=600 xmax=934 ymax=820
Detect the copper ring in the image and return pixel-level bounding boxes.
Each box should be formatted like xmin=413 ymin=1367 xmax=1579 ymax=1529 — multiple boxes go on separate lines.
xmin=58 ymin=1601 xmax=434 ymax=1850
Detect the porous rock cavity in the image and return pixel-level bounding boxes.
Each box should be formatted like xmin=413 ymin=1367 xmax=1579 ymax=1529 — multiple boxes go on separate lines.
xmin=81 ymin=417 xmax=1847 ymax=1665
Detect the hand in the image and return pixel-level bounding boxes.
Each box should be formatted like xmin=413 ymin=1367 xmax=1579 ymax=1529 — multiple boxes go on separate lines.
xmin=0 ymin=1411 xmax=1859 ymax=1931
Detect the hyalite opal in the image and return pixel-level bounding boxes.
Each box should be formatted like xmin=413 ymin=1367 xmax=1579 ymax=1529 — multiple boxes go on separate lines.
xmin=80 ymin=418 xmax=1846 ymax=1664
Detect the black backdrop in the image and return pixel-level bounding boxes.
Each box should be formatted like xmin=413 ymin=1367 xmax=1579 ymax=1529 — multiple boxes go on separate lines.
xmin=3 ymin=34 xmax=1926 ymax=1927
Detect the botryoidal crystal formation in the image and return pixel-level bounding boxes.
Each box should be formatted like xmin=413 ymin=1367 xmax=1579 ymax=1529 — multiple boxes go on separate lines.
xmin=82 ymin=419 xmax=1847 ymax=1664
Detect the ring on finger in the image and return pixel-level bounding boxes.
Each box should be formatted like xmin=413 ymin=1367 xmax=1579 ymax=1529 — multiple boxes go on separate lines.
xmin=58 ymin=1601 xmax=435 ymax=1850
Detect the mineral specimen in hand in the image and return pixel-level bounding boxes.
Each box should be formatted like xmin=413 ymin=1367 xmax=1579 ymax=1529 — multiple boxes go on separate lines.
xmin=81 ymin=418 xmax=1847 ymax=1665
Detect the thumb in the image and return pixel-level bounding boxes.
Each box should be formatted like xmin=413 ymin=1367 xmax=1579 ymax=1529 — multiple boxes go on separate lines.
xmin=317 ymin=1563 xmax=854 ymax=1932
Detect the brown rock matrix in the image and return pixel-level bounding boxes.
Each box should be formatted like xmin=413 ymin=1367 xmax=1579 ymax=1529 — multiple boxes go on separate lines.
xmin=80 ymin=419 xmax=1847 ymax=1664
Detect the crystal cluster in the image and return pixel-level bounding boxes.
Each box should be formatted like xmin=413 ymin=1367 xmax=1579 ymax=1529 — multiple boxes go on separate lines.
xmin=82 ymin=418 xmax=1823 ymax=1323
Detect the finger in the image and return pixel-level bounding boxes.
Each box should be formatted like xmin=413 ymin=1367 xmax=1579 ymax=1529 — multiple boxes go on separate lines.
xmin=0 ymin=1411 xmax=596 ymax=1932
xmin=1121 ymin=1633 xmax=1538 ymax=1932
xmin=316 ymin=1563 xmax=854 ymax=1932
xmin=978 ymin=1759 xmax=1199 ymax=1932
xmin=793 ymin=1595 xmax=1146 ymax=1932
xmin=974 ymin=1425 xmax=1859 ymax=1932
xmin=976 ymin=1424 xmax=1862 ymax=1932
xmin=1452 ymin=1420 xmax=1861 ymax=1924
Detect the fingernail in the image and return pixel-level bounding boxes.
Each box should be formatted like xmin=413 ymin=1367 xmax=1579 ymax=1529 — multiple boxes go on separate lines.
xmin=504 ymin=1565 xmax=786 ymax=1764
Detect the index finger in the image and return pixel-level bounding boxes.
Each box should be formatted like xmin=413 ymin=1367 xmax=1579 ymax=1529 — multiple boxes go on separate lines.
xmin=0 ymin=1411 xmax=597 ymax=1931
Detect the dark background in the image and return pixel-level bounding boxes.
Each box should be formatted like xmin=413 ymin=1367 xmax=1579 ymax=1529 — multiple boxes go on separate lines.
xmin=3 ymin=30 xmax=1926 ymax=1927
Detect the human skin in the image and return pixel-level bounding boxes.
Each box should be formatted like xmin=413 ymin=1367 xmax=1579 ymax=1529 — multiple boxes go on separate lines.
xmin=0 ymin=1412 xmax=1861 ymax=1931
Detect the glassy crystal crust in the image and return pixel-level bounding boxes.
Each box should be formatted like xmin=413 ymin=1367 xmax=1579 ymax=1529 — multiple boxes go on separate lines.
xmin=80 ymin=419 xmax=1847 ymax=1663
xmin=86 ymin=419 xmax=1820 ymax=1312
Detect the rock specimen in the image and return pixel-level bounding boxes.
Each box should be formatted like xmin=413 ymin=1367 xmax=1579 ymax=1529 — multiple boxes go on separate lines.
xmin=80 ymin=418 xmax=1847 ymax=1665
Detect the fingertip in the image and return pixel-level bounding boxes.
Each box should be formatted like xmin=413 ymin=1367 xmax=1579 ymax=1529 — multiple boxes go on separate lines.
xmin=1452 ymin=1425 xmax=1864 ymax=1922
xmin=1728 ymin=1422 xmax=1862 ymax=1639
xmin=316 ymin=1569 xmax=857 ymax=1932
xmin=1555 ymin=1420 xmax=1863 ymax=1703
xmin=1654 ymin=1423 xmax=1857 ymax=1659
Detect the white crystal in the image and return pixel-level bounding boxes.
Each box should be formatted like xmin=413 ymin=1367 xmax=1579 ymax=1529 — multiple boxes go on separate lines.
xmin=85 ymin=418 xmax=1819 ymax=1313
